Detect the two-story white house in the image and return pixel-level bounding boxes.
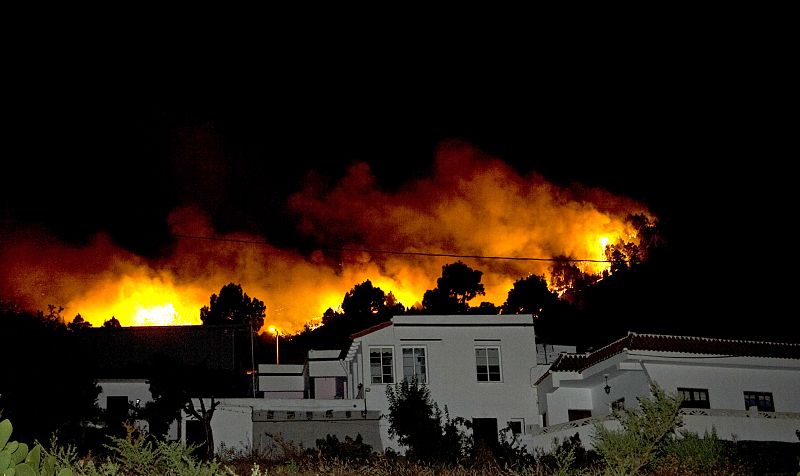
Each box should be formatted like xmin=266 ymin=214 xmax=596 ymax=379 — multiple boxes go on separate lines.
xmin=342 ymin=314 xmax=538 ymax=450
xmin=532 ymin=332 xmax=800 ymax=450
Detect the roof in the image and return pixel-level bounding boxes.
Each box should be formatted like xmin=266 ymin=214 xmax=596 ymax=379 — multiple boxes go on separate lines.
xmin=349 ymin=320 xmax=393 ymax=339
xmin=548 ymin=332 xmax=800 ymax=373
xmin=78 ymin=324 xmax=251 ymax=378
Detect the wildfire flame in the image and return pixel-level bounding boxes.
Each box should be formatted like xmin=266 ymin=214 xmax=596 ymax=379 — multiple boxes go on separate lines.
xmin=0 ymin=142 xmax=650 ymax=333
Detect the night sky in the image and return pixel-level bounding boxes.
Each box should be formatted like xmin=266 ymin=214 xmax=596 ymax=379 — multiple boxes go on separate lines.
xmin=1 ymin=42 xmax=791 ymax=331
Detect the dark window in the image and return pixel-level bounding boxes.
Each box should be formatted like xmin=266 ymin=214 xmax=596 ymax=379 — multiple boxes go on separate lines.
xmin=678 ymin=388 xmax=710 ymax=409
xmin=568 ymin=409 xmax=592 ymax=421
xmin=612 ymin=398 xmax=625 ymax=411
xmin=335 ymin=376 xmax=346 ymax=398
xmin=507 ymin=419 xmax=523 ymax=435
xmin=370 ymin=347 xmax=394 ymax=384
xmin=744 ymin=392 xmax=774 ymax=412
xmin=475 ymin=346 xmax=502 ymax=382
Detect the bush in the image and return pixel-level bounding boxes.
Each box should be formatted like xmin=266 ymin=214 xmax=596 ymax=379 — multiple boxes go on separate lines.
xmin=385 ymin=379 xmax=470 ymax=464
xmin=314 ymin=434 xmax=374 ymax=462
xmin=593 ymin=384 xmax=683 ymax=476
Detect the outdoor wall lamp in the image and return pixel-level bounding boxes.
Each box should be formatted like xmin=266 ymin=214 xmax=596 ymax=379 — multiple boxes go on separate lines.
xmin=604 ymin=374 xmax=611 ymax=395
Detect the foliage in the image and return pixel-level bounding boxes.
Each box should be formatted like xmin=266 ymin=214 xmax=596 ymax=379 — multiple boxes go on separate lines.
xmin=549 ymin=256 xmax=597 ymax=298
xmin=593 ymin=384 xmax=683 ymax=476
xmin=0 ymin=307 xmax=100 ymax=446
xmin=1 ymin=418 xmax=72 ymax=476
xmin=491 ymin=425 xmax=536 ymax=470
xmin=67 ymin=314 xmax=92 ymax=332
xmin=654 ymin=428 xmax=738 ymax=475
xmin=501 ymin=274 xmax=557 ymax=317
xmin=200 ymin=283 xmax=265 ymax=331
xmin=422 ymin=261 xmax=485 ymax=314
xmin=385 ymin=379 xmax=470 ymax=464
xmin=101 ymin=317 xmax=121 ymax=328
xmin=314 ymin=434 xmax=374 ymax=462
xmin=534 ymin=434 xmax=599 ymax=476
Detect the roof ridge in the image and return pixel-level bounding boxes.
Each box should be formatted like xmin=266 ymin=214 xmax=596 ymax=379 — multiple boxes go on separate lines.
xmin=632 ymin=333 xmax=800 ymax=347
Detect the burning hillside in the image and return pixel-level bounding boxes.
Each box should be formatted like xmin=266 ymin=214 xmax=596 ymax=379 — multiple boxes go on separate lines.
xmin=0 ymin=141 xmax=651 ymax=332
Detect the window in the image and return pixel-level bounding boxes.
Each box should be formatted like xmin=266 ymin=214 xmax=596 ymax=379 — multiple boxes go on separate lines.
xmin=402 ymin=346 xmax=428 ymax=383
xmin=744 ymin=391 xmax=774 ymax=412
xmin=611 ymin=398 xmax=625 ymax=411
xmin=370 ymin=346 xmax=394 ymax=384
xmin=568 ymin=409 xmax=592 ymax=421
xmin=475 ymin=346 xmax=502 ymax=382
xmin=678 ymin=388 xmax=710 ymax=409
xmin=507 ymin=419 xmax=524 ymax=435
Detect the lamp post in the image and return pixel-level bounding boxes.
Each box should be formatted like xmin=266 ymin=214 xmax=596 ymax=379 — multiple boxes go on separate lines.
xmin=268 ymin=326 xmax=280 ymax=365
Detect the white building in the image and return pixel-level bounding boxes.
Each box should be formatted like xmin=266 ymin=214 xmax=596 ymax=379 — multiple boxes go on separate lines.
xmin=342 ymin=314 xmax=539 ymax=450
xmin=532 ymin=332 xmax=800 ymax=450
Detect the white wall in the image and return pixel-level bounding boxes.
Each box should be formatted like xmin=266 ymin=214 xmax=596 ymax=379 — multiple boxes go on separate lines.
xmin=590 ymin=370 xmax=650 ymax=419
xmin=97 ymin=379 xmax=152 ymax=409
xmin=643 ymin=362 xmax=800 ymax=412
xmin=545 ymin=387 xmax=593 ymax=424
xmin=258 ymin=364 xmax=304 ymax=398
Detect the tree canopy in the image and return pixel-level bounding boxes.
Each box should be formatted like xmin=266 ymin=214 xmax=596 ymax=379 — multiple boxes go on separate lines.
xmin=200 ymin=283 xmax=266 ymax=331
xmin=422 ymin=261 xmax=485 ymax=314
xmin=501 ymin=274 xmax=557 ymax=317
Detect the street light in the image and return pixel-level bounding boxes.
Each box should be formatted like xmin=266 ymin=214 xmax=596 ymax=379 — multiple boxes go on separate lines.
xmin=268 ymin=326 xmax=281 ymax=365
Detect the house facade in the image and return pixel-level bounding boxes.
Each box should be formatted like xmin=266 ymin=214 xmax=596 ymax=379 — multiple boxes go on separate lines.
xmin=342 ymin=314 xmax=538 ymax=450
xmin=532 ymin=333 xmax=800 ymax=449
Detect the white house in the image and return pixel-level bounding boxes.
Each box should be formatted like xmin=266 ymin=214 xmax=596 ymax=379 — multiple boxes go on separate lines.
xmin=342 ymin=314 xmax=539 ymax=450
xmin=191 ymin=314 xmax=540 ymax=454
xmin=532 ymin=332 xmax=800 ymax=450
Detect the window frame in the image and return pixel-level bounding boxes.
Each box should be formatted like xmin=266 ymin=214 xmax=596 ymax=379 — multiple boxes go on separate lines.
xmin=743 ymin=391 xmax=775 ymax=412
xmin=677 ymin=387 xmax=710 ymax=409
xmin=369 ymin=346 xmax=395 ymax=384
xmin=401 ymin=345 xmax=428 ymax=384
xmin=475 ymin=345 xmax=502 ymax=382
xmin=507 ymin=418 xmax=524 ymax=436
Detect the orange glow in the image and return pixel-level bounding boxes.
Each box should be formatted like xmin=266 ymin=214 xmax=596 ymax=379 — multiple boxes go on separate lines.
xmin=0 ymin=142 xmax=652 ymax=334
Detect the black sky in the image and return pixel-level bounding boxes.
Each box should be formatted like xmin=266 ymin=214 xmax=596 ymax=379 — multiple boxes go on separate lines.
xmin=1 ymin=34 xmax=791 ymax=328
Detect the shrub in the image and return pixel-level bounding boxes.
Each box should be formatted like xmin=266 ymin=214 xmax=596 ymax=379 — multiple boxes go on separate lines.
xmin=593 ymin=384 xmax=683 ymax=476
xmin=314 ymin=434 xmax=374 ymax=462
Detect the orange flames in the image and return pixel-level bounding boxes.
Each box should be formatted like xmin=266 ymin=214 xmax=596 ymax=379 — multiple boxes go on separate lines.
xmin=0 ymin=141 xmax=650 ymax=333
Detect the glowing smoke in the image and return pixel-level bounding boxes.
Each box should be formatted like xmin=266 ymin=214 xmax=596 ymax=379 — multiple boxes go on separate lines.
xmin=0 ymin=141 xmax=649 ymax=332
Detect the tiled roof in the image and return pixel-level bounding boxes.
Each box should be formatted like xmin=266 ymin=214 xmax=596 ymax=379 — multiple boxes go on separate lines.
xmin=349 ymin=320 xmax=393 ymax=339
xmin=548 ymin=332 xmax=800 ymax=373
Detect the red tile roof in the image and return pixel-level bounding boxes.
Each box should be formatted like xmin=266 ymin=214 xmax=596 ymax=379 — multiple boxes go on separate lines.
xmin=548 ymin=332 xmax=800 ymax=373
xmin=349 ymin=320 xmax=393 ymax=339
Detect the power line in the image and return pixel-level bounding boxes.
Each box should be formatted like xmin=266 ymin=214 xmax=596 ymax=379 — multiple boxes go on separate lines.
xmin=171 ymin=233 xmax=612 ymax=263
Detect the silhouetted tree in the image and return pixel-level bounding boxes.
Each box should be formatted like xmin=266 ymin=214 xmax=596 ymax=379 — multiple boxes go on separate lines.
xmin=67 ymin=313 xmax=93 ymax=331
xmin=549 ymin=255 xmax=597 ymax=299
xmin=102 ymin=316 xmax=122 ymax=328
xmin=502 ymin=274 xmax=558 ymax=318
xmin=0 ymin=307 xmax=100 ymax=446
xmin=470 ymin=301 xmax=500 ymax=315
xmin=144 ymin=358 xmax=243 ymax=459
xmin=200 ymin=283 xmax=265 ymax=331
xmin=342 ymin=280 xmax=386 ymax=324
xmin=386 ymin=378 xmax=469 ymax=463
xmin=422 ymin=261 xmax=485 ymax=314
